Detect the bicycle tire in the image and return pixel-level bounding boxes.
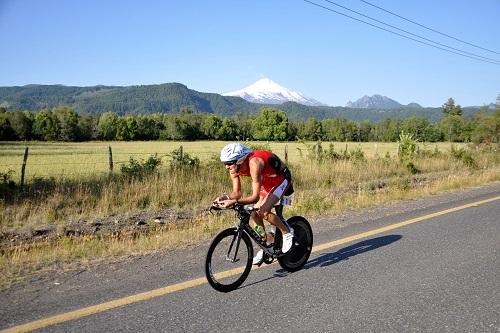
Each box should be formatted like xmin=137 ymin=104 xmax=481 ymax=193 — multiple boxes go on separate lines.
xmin=205 ymin=228 xmax=253 ymax=292
xmin=278 ymin=216 xmax=313 ymax=272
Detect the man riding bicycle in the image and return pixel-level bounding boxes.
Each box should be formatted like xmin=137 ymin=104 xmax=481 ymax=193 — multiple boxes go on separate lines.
xmin=215 ymin=143 xmax=294 ymax=265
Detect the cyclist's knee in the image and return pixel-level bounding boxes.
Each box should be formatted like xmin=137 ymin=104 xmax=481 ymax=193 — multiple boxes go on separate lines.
xmin=260 ymin=209 xmax=274 ymax=220
xmin=252 ymin=211 xmax=263 ymax=222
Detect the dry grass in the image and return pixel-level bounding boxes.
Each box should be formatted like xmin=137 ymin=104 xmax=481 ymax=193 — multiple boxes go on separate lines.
xmin=0 ymin=141 xmax=498 ymax=289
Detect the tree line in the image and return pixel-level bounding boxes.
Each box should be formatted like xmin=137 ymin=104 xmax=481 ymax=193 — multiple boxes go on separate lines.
xmin=0 ymin=98 xmax=498 ymax=143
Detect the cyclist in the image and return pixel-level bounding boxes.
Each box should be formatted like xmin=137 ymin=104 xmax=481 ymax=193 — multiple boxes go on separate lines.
xmin=215 ymin=142 xmax=294 ymax=265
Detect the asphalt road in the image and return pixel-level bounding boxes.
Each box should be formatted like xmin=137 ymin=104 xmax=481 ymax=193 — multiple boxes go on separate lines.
xmin=2 ymin=184 xmax=500 ymax=332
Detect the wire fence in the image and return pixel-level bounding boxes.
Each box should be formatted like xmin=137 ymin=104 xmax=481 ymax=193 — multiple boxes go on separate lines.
xmin=0 ymin=145 xmax=209 ymax=184
xmin=1 ymin=142 xmax=412 ymax=183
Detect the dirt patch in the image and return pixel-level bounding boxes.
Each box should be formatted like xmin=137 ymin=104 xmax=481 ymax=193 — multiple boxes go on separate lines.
xmin=0 ymin=207 xmax=204 ymax=248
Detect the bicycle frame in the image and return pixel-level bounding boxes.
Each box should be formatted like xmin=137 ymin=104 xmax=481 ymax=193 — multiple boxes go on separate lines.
xmin=224 ymin=204 xmax=288 ymax=263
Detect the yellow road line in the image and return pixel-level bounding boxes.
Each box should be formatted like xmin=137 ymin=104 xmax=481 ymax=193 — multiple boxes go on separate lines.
xmin=3 ymin=195 xmax=499 ymax=333
xmin=312 ymin=195 xmax=500 ymax=253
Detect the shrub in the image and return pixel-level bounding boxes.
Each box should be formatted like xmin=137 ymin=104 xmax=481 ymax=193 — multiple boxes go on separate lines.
xmin=169 ymin=148 xmax=199 ymax=170
xmin=347 ymin=146 xmax=365 ymax=162
xmin=0 ymin=169 xmax=17 ymax=200
xmin=398 ymin=131 xmax=420 ymax=174
xmin=120 ymin=154 xmax=162 ymax=179
xmin=398 ymin=131 xmax=417 ymax=162
xmin=450 ymin=145 xmax=477 ymax=169
xmin=418 ymin=145 xmax=443 ymax=158
xmin=246 ymin=142 xmax=271 ymax=151
xmin=297 ymin=141 xmax=365 ymax=163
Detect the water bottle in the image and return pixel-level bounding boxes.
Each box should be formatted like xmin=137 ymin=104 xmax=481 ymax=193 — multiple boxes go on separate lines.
xmin=255 ymin=225 xmax=267 ymax=241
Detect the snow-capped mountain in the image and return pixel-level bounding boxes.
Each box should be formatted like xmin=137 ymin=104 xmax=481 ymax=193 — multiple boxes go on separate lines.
xmin=223 ymin=78 xmax=325 ymax=106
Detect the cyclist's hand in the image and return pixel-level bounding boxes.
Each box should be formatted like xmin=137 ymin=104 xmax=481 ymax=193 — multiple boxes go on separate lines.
xmin=219 ymin=198 xmax=237 ymax=209
xmin=214 ymin=194 xmax=229 ymax=204
xmin=211 ymin=195 xmax=230 ymax=210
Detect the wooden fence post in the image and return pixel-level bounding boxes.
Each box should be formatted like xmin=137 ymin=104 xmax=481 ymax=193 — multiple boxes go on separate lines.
xmin=108 ymin=146 xmax=113 ymax=176
xmin=179 ymin=145 xmax=183 ymax=160
xmin=20 ymin=147 xmax=29 ymax=188
xmin=284 ymin=144 xmax=288 ymax=164
xmin=315 ymin=142 xmax=321 ymax=161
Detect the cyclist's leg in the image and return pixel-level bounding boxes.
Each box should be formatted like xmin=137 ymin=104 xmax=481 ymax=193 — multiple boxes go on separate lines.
xmin=251 ymin=196 xmax=266 ymax=229
xmin=251 ymin=196 xmax=268 ymax=265
xmin=252 ymin=178 xmax=291 ymax=234
xmin=260 ymin=179 xmax=295 ymax=253
xmin=257 ymin=193 xmax=289 ymax=235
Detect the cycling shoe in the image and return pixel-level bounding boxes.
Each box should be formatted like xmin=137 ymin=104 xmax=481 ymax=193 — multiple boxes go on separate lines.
xmin=252 ymin=249 xmax=264 ymax=265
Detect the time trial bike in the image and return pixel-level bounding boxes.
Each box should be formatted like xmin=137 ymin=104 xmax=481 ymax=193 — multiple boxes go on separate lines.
xmin=205 ymin=199 xmax=313 ymax=292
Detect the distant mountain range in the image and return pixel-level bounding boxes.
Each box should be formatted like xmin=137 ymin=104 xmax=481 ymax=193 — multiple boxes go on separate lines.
xmin=223 ymin=78 xmax=325 ymax=106
xmin=0 ymin=82 xmax=493 ymax=122
xmin=346 ymin=95 xmax=422 ymax=109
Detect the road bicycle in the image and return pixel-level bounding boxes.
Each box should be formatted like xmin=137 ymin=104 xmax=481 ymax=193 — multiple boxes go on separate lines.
xmin=205 ymin=199 xmax=313 ymax=292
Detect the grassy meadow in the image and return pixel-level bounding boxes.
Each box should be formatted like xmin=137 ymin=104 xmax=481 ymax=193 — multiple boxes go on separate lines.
xmin=1 ymin=141 xmax=464 ymax=182
xmin=0 ymin=140 xmax=499 ymax=288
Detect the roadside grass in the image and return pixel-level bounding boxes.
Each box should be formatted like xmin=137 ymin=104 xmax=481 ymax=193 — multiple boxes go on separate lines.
xmin=0 ymin=141 xmax=498 ymax=289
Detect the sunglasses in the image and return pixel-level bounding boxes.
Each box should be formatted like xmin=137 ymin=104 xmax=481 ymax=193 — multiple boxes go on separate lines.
xmin=224 ymin=160 xmax=237 ymax=166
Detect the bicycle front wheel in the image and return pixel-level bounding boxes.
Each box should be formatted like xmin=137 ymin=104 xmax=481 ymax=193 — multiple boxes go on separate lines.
xmin=205 ymin=228 xmax=253 ymax=292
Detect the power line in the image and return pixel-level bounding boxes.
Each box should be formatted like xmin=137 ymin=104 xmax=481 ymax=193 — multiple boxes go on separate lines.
xmin=321 ymin=0 xmax=500 ymax=64
xmin=360 ymin=0 xmax=500 ymax=55
xmin=302 ymin=0 xmax=500 ymax=66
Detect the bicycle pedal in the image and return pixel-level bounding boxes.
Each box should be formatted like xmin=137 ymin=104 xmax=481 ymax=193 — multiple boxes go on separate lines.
xmin=263 ymin=257 xmax=274 ymax=265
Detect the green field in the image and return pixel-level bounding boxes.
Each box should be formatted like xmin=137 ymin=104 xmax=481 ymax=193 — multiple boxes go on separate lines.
xmin=0 ymin=141 xmax=463 ymax=182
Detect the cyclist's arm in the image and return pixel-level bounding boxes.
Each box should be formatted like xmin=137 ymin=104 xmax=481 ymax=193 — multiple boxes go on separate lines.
xmin=227 ymin=172 xmax=242 ymax=200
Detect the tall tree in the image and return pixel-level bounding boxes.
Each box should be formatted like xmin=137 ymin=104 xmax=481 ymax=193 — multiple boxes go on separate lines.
xmin=135 ymin=115 xmax=163 ymax=140
xmin=33 ymin=109 xmax=59 ymax=141
xmin=218 ymin=118 xmax=239 ymax=140
xmin=401 ymin=116 xmax=431 ymax=141
xmin=441 ymin=115 xmax=464 ymax=142
xmin=471 ymin=107 xmax=500 ymax=143
xmin=9 ymin=111 xmax=33 ymax=140
xmin=252 ymin=107 xmax=288 ymax=141
xmin=301 ymin=118 xmax=323 ymax=141
xmin=0 ymin=113 xmax=15 ymax=140
xmin=77 ymin=113 xmax=96 ymax=141
xmin=442 ymin=98 xmax=462 ymax=116
xmin=202 ymin=115 xmax=223 ymax=139
xmin=97 ymin=112 xmax=119 ymax=140
xmin=53 ymin=106 xmax=79 ymax=141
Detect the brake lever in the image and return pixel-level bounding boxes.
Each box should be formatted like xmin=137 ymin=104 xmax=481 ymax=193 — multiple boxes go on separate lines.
xmin=209 ymin=203 xmax=223 ymax=214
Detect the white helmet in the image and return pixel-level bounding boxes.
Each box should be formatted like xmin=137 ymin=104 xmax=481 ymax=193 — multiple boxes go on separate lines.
xmin=220 ymin=143 xmax=253 ymax=164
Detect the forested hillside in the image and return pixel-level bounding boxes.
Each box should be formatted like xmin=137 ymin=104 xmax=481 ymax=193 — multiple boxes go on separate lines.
xmin=0 ymin=83 xmax=486 ymax=122
xmin=0 ymin=83 xmax=259 ymax=116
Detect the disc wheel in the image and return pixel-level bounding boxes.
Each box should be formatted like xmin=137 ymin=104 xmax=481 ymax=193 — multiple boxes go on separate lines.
xmin=278 ymin=216 xmax=313 ymax=272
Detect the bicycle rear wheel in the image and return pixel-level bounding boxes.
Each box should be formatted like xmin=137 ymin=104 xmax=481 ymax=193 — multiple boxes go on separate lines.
xmin=205 ymin=228 xmax=253 ymax=292
xmin=278 ymin=216 xmax=313 ymax=272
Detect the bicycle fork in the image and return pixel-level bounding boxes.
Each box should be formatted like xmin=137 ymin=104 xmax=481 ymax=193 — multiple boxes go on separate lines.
xmin=225 ymin=227 xmax=243 ymax=263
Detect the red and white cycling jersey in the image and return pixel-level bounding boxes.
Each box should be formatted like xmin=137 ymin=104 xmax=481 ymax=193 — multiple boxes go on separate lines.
xmin=238 ymin=150 xmax=291 ymax=198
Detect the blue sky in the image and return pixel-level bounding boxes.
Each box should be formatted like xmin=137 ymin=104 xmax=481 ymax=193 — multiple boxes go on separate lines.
xmin=0 ymin=0 xmax=498 ymax=107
